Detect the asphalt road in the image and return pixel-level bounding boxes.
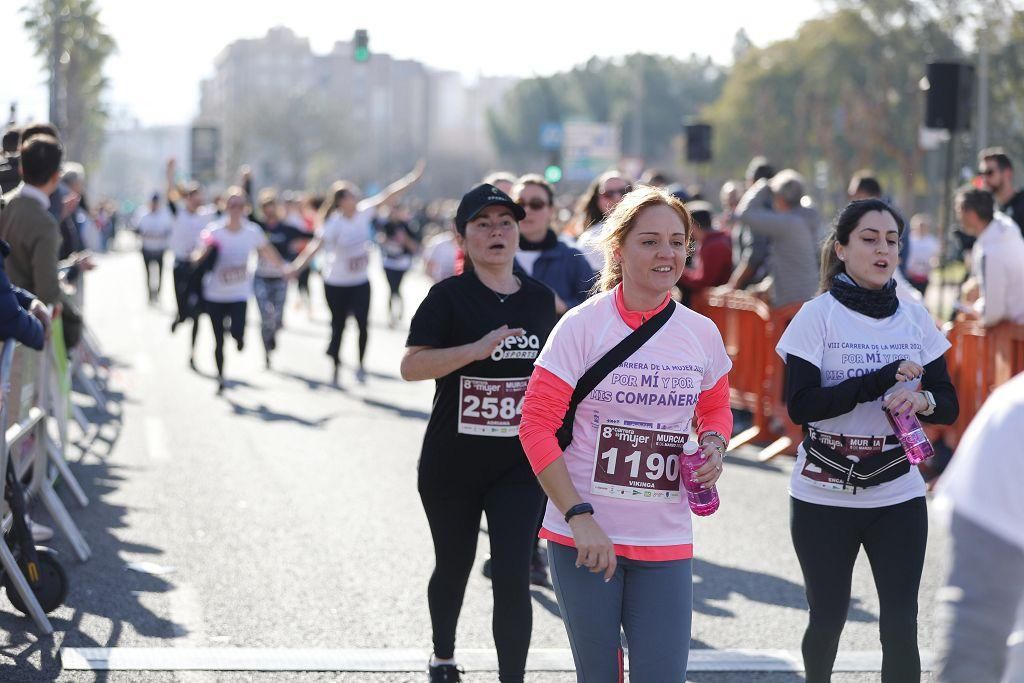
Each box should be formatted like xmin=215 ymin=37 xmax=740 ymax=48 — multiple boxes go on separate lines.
xmin=0 ymin=243 xmax=950 ymax=681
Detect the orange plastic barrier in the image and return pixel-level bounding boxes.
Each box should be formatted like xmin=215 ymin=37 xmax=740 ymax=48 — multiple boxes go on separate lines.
xmin=691 ymin=291 xmax=802 ymax=461
xmin=937 ymin=320 xmax=1024 ymax=446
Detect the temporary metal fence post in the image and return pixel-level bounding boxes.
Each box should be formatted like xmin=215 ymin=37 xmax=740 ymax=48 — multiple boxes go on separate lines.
xmin=0 ymin=340 xmax=54 ymax=633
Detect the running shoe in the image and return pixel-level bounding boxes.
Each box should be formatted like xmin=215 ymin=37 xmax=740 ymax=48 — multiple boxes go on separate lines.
xmin=356 ymin=367 xmax=367 ymax=384
xmin=427 ymin=662 xmax=463 ymax=682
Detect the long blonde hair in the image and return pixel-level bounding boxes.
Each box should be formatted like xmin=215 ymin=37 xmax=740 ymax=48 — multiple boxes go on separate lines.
xmin=594 ymin=186 xmax=694 ymax=293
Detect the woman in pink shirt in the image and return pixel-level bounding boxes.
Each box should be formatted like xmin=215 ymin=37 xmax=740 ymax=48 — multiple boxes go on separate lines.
xmin=519 ymin=186 xmax=733 ymax=681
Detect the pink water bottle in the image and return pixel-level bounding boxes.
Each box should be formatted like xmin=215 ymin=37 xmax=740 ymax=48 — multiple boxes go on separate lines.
xmin=884 ymin=407 xmax=935 ymax=464
xmin=680 ymin=441 xmax=720 ymax=516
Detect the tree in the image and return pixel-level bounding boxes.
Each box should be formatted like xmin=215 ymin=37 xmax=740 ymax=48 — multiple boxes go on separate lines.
xmin=705 ymin=7 xmax=959 ymax=212
xmin=22 ymin=0 xmax=116 ymax=168
xmin=488 ymin=54 xmax=725 ymax=173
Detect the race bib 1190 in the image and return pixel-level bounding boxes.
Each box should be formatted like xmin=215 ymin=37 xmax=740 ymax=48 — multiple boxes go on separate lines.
xmin=591 ymin=423 xmax=686 ymax=503
xmin=457 ymin=376 xmax=529 ymax=437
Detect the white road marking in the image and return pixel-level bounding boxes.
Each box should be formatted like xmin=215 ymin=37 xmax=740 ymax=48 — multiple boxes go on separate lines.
xmin=60 ymin=647 xmax=937 ymax=672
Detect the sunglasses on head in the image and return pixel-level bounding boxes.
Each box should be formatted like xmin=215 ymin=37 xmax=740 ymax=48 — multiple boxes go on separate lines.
xmin=601 ymin=185 xmax=632 ymax=199
xmin=516 ymin=198 xmax=549 ymax=211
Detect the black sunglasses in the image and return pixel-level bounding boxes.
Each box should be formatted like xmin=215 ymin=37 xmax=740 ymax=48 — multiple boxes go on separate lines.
xmin=600 ymin=185 xmax=632 ymax=199
xmin=516 ymin=199 xmax=549 ymax=211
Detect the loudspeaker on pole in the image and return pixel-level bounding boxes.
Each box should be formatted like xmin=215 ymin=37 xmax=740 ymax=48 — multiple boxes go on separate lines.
xmin=924 ymin=62 xmax=975 ymax=131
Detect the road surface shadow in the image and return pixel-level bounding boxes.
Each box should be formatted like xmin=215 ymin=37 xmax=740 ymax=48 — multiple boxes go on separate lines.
xmin=277 ymin=369 xmax=338 ymax=392
xmin=225 ymin=399 xmax=335 ymax=428
xmin=360 ymin=396 xmax=430 ymax=421
xmin=692 ymin=558 xmax=875 ymax=622
xmin=0 ymin=463 xmax=181 ymax=681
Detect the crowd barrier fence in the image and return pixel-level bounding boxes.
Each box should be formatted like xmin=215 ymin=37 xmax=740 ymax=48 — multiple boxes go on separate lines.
xmin=693 ymin=291 xmax=1024 ymax=460
xmin=0 ymin=333 xmax=94 ymax=633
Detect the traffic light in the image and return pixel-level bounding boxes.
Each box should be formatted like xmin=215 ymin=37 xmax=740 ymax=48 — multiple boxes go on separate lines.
xmin=354 ymin=29 xmax=369 ymax=63
xmin=544 ymin=150 xmax=562 ymax=184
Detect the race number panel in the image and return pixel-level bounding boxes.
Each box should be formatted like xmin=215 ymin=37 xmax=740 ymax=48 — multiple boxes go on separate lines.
xmin=591 ymin=424 xmax=686 ymax=503
xmin=219 ymin=265 xmax=248 ymax=284
xmin=457 ymin=376 xmax=529 ymax=437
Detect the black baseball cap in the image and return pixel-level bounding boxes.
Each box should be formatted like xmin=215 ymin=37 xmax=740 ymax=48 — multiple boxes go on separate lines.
xmin=454 ymin=183 xmax=525 ymax=233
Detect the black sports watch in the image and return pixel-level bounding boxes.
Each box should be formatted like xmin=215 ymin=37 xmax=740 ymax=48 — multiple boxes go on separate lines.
xmin=564 ymin=502 xmax=594 ymax=523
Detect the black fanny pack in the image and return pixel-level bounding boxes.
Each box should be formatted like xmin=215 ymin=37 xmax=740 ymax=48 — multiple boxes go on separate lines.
xmin=802 ymin=430 xmax=908 ymax=493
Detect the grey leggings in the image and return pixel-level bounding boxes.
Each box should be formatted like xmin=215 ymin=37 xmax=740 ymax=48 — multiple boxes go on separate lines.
xmin=548 ymin=542 xmax=692 ymax=682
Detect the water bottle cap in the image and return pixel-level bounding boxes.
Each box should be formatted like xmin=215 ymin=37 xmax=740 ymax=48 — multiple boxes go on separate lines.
xmin=682 ymin=441 xmax=699 ymax=455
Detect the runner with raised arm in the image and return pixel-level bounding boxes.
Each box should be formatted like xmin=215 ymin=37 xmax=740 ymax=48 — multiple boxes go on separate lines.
xmin=292 ymin=161 xmax=424 ymax=384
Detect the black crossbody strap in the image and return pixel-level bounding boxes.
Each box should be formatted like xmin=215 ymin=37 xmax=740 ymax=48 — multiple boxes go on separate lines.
xmin=556 ymin=302 xmax=675 ymax=449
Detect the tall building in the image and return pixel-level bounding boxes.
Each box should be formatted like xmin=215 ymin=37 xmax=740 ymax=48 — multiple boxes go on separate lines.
xmin=197 ymin=27 xmax=514 ymax=193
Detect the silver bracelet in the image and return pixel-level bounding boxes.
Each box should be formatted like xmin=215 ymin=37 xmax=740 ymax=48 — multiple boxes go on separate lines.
xmin=699 ymin=431 xmax=728 ymax=456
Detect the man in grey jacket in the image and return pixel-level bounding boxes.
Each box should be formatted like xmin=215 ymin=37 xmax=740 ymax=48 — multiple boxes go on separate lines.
xmin=733 ymin=169 xmax=821 ymax=307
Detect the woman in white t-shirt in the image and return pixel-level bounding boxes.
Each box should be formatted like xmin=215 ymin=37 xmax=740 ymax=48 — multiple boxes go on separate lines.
xmin=775 ymin=198 xmax=959 ymax=682
xmin=196 ymin=188 xmax=290 ymax=393
xmin=519 ymin=186 xmax=733 ymax=681
xmin=292 ymin=162 xmax=424 ymax=384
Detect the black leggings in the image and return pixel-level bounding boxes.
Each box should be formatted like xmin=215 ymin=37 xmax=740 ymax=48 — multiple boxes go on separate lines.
xmin=142 ymin=250 xmax=164 ymax=299
xmin=791 ymin=496 xmax=928 ymax=683
xmin=323 ymin=281 xmax=370 ymax=366
xmin=205 ymin=300 xmax=247 ymax=378
xmin=172 ymin=261 xmax=200 ymax=351
xmin=420 ymin=476 xmax=543 ymax=683
xmin=384 ymin=268 xmax=407 ymax=317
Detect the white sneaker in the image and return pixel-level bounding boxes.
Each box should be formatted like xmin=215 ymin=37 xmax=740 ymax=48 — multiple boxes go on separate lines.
xmin=28 ymin=518 xmax=54 ymax=543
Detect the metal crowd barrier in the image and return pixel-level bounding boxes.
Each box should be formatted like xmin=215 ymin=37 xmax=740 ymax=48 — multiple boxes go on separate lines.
xmin=60 ymin=268 xmax=112 ymax=417
xmin=1 ymin=334 xmax=93 ymax=633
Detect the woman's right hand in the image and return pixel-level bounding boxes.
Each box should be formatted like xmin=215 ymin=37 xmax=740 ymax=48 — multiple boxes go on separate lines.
xmin=568 ymin=514 xmax=617 ymax=582
xmin=471 ymin=325 xmax=524 ymax=361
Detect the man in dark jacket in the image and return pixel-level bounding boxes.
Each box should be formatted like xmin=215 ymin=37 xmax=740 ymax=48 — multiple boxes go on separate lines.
xmin=0 ymin=240 xmax=48 ymax=351
xmin=978 ymin=147 xmax=1024 ymax=235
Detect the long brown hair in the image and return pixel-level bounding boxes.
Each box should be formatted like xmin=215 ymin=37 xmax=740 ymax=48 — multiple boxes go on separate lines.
xmin=319 ymin=181 xmax=359 ymax=224
xmin=573 ymin=170 xmax=630 ymax=232
xmin=594 ymin=186 xmax=694 ymax=293
xmin=820 ymin=198 xmax=905 ymax=293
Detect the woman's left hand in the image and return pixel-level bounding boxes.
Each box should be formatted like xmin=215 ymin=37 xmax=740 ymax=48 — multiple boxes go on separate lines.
xmin=883 ymin=389 xmax=928 ymax=416
xmin=692 ymin=442 xmax=724 ymax=488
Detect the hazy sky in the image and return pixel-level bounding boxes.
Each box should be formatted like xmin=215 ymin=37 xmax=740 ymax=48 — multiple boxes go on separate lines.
xmin=3 ymin=0 xmax=823 ymax=127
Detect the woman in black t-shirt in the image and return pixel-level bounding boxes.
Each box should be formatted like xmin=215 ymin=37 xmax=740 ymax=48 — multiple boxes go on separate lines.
xmin=401 ymin=184 xmax=557 ymax=683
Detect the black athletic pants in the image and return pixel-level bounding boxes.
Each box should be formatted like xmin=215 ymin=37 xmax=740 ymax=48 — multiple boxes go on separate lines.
xmin=323 ymin=281 xmax=370 ymax=366
xmin=791 ymin=496 xmax=928 ymax=683
xmin=172 ymin=260 xmax=201 ymax=352
xmin=420 ymin=475 xmax=543 ymax=683
xmin=142 ymin=250 xmax=164 ymax=300
xmin=384 ymin=267 xmax=407 ymax=318
xmin=205 ymin=300 xmax=247 ymax=378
